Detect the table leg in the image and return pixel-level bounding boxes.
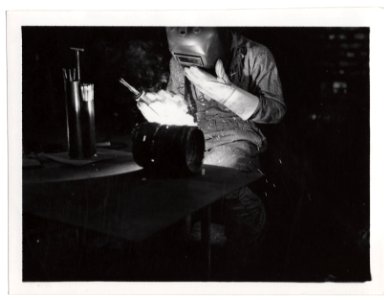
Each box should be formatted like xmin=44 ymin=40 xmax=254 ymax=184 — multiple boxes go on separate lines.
xmin=201 ymin=205 xmax=211 ymax=279
xmin=183 ymin=214 xmax=192 ymax=237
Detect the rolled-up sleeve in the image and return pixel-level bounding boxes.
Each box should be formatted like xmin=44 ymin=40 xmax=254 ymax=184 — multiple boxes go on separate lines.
xmin=248 ymin=48 xmax=286 ymax=124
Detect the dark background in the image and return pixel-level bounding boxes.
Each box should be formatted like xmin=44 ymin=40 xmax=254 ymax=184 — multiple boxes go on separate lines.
xmin=22 ymin=27 xmax=370 ymax=281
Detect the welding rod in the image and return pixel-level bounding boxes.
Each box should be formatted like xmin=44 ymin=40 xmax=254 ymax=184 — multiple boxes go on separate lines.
xmin=69 ymin=69 xmax=75 ymax=81
xmin=81 ymin=83 xmax=94 ymax=102
xmin=62 ymin=68 xmax=68 ymax=80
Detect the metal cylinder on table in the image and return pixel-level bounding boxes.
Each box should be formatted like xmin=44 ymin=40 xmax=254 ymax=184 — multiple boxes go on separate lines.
xmin=66 ymin=80 xmax=84 ymax=159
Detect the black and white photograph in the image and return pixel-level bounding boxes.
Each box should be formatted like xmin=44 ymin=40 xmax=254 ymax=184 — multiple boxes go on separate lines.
xmin=6 ymin=7 xmax=386 ymax=295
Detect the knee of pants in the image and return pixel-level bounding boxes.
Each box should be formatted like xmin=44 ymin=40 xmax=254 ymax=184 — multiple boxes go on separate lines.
xmin=224 ymin=187 xmax=266 ymax=242
xmin=203 ymin=142 xmax=260 ymax=172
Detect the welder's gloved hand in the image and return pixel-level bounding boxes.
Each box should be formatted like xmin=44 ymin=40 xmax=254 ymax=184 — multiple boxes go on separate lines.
xmin=184 ymin=59 xmax=260 ymax=120
xmin=136 ymin=90 xmax=196 ymax=126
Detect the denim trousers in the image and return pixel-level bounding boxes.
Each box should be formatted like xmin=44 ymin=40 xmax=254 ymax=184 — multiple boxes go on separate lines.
xmin=202 ymin=121 xmax=267 ymax=266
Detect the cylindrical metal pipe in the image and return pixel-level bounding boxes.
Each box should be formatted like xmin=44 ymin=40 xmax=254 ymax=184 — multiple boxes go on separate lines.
xmin=66 ymin=81 xmax=84 ymax=159
xmin=131 ymin=122 xmax=205 ymax=176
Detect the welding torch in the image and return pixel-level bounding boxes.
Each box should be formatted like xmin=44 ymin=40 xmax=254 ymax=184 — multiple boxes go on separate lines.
xmin=119 ymin=78 xmax=158 ymax=115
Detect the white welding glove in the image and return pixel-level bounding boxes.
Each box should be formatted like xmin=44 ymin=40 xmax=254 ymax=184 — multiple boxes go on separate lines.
xmin=136 ymin=90 xmax=196 ymax=126
xmin=184 ymin=59 xmax=260 ymax=120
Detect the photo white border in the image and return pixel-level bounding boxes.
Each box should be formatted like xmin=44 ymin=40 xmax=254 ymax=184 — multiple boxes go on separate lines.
xmin=7 ymin=8 xmax=386 ymax=295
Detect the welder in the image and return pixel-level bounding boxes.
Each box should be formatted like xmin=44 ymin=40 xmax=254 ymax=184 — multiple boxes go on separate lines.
xmin=137 ymin=27 xmax=286 ymax=272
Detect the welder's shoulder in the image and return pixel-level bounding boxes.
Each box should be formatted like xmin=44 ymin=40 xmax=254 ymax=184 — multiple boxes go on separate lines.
xmin=244 ymin=38 xmax=276 ymax=64
xmin=240 ymin=37 xmax=278 ymax=73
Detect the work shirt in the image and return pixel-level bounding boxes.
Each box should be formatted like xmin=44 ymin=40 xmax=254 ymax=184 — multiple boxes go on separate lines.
xmin=167 ymin=32 xmax=286 ymax=163
xmin=167 ymin=32 xmax=278 ymax=243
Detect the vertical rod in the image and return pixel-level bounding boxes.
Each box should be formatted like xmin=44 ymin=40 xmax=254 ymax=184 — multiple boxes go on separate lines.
xmin=70 ymin=47 xmax=84 ymax=81
xmin=76 ymin=51 xmax=81 ymax=81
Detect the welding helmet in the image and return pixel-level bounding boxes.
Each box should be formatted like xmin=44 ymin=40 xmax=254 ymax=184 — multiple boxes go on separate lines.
xmin=166 ymin=27 xmax=225 ymax=70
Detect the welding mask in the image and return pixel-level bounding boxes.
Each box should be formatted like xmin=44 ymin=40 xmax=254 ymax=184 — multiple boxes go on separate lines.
xmin=166 ymin=27 xmax=225 ymax=70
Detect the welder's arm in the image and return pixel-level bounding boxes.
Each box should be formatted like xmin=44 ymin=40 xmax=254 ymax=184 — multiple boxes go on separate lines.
xmin=184 ymin=59 xmax=286 ymax=123
xmin=167 ymin=57 xmax=259 ymax=120
xmin=249 ymin=54 xmax=286 ymax=124
xmin=184 ymin=60 xmax=259 ymax=120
